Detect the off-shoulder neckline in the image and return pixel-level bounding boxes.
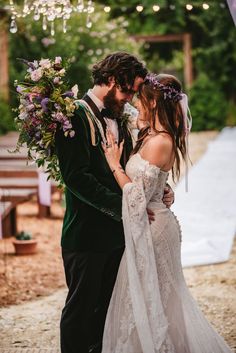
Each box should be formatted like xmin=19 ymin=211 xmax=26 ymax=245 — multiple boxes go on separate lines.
xmin=134 ymin=153 xmax=169 ymax=175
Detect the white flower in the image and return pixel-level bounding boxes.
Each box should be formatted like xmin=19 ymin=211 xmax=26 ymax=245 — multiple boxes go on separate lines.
xmin=26 ymin=104 xmax=35 ymax=112
xmin=33 ymin=60 xmax=39 ymax=68
xmin=59 ymin=68 xmax=66 ymax=76
xmin=55 ymin=56 xmax=62 ymax=64
xmin=39 ymin=58 xmax=51 ymax=69
xmin=31 ymin=68 xmax=43 ymax=82
xmin=123 ymin=103 xmax=139 ymax=130
xmin=53 ymin=77 xmax=61 ymax=85
xmin=19 ymin=111 xmax=28 ymax=120
xmin=71 ymin=84 xmax=79 ymax=98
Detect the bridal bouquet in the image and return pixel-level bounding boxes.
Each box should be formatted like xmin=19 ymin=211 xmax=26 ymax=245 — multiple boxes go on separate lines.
xmin=14 ymin=57 xmax=78 ymax=186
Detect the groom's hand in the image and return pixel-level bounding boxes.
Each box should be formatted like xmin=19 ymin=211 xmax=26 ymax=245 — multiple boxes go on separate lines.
xmin=163 ymin=185 xmax=174 ymax=208
xmin=147 ymin=208 xmax=155 ymax=224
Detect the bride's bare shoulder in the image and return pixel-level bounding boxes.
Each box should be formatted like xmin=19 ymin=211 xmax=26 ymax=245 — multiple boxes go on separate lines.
xmin=141 ymin=133 xmax=173 ymax=168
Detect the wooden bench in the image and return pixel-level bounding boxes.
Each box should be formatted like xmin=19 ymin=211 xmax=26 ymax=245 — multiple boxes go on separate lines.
xmin=0 ymin=188 xmax=37 ymax=203
xmin=0 ymin=160 xmax=37 ymax=178
xmin=0 ymin=201 xmax=17 ymax=237
xmin=0 ymin=133 xmax=59 ymax=218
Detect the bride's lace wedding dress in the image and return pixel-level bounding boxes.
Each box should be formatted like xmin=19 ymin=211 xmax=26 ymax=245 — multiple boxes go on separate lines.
xmin=102 ymin=153 xmax=233 ymax=353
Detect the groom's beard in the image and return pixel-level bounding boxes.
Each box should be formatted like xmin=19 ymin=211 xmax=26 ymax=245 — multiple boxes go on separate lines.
xmin=103 ymin=86 xmax=126 ymax=120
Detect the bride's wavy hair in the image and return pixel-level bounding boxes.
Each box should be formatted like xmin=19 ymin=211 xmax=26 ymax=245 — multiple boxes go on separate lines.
xmin=132 ymin=73 xmax=187 ymax=182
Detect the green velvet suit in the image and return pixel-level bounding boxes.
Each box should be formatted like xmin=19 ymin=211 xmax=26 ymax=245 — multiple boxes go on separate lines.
xmin=55 ymin=102 xmax=133 ymax=252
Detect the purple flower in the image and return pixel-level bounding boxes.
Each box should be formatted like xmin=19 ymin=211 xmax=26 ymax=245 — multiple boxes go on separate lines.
xmin=35 ymin=95 xmax=43 ymax=103
xmin=62 ymin=91 xmax=74 ymax=98
xmin=41 ymin=98 xmax=50 ymax=112
xmin=35 ymin=131 xmax=42 ymax=141
xmin=63 ymin=120 xmax=72 ymax=131
xmin=17 ymin=58 xmax=36 ymax=70
xmin=16 ymin=85 xmax=24 ymax=93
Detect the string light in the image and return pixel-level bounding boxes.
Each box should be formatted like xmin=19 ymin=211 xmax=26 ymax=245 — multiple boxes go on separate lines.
xmin=153 ymin=5 xmax=160 ymax=12
xmin=104 ymin=6 xmax=111 ymax=13
xmin=136 ymin=5 xmax=144 ymax=12
xmin=169 ymin=5 xmax=175 ymax=10
xmin=186 ymin=4 xmax=193 ymax=11
xmin=202 ymin=3 xmax=210 ymax=10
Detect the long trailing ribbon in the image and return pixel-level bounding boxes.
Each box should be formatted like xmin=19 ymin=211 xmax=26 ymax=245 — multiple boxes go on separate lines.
xmin=227 ymin=0 xmax=236 ymax=26
xmin=179 ymin=93 xmax=192 ymax=192
xmin=76 ymin=99 xmax=106 ymax=146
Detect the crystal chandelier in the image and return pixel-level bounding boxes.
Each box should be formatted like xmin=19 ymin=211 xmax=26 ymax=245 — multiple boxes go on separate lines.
xmin=9 ymin=0 xmax=95 ymax=35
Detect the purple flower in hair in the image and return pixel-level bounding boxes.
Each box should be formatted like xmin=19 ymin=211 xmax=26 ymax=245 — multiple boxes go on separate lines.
xmin=145 ymin=73 xmax=183 ymax=102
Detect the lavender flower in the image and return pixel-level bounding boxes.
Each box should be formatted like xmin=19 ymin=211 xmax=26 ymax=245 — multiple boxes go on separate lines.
xmin=41 ymin=98 xmax=50 ymax=112
xmin=145 ymin=73 xmax=183 ymax=102
xmin=62 ymin=91 xmax=74 ymax=98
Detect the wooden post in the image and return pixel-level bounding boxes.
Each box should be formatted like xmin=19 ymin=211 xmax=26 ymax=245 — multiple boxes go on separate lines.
xmin=183 ymin=33 xmax=193 ymax=88
xmin=0 ymin=11 xmax=9 ymax=101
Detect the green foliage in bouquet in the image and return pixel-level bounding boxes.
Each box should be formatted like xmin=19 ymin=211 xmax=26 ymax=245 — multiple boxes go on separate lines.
xmin=14 ymin=57 xmax=78 ymax=186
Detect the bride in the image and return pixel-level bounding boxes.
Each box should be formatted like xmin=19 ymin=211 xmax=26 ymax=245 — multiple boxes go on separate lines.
xmin=101 ymin=73 xmax=233 ymax=353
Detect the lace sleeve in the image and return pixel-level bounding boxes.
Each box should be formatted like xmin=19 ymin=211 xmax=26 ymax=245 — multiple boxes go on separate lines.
xmin=123 ymin=163 xmax=160 ymax=218
xmin=122 ymin=164 xmax=168 ymax=353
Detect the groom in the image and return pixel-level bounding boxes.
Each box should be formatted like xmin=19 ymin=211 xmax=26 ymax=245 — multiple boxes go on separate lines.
xmin=55 ymin=52 xmax=174 ymax=353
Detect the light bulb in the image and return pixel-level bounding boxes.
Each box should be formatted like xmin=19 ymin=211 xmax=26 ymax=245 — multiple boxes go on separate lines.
xmin=153 ymin=5 xmax=160 ymax=12
xmin=186 ymin=4 xmax=193 ymax=11
xmin=136 ymin=5 xmax=143 ymax=12
xmin=202 ymin=3 xmax=209 ymax=10
xmin=104 ymin=6 xmax=111 ymax=13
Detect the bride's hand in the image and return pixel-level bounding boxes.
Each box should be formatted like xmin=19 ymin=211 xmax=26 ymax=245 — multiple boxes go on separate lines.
xmin=102 ymin=130 xmax=124 ymax=170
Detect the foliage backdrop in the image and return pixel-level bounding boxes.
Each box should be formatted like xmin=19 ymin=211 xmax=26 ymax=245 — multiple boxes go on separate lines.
xmin=0 ymin=0 xmax=235 ymax=132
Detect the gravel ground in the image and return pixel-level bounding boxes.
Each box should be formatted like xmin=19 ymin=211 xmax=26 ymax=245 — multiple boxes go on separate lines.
xmin=0 ymin=130 xmax=235 ymax=352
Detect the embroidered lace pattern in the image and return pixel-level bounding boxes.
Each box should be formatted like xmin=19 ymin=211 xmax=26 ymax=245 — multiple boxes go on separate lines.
xmin=102 ymin=153 xmax=233 ymax=353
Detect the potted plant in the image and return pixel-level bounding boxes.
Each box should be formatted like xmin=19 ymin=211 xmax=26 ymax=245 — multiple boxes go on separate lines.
xmin=13 ymin=231 xmax=38 ymax=255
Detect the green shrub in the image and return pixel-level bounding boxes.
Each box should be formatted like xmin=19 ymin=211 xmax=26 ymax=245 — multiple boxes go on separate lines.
xmin=0 ymin=98 xmax=15 ymax=135
xmin=189 ymin=74 xmax=228 ymax=131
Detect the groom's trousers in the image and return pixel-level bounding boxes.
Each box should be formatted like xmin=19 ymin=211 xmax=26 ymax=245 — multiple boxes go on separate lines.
xmin=60 ymin=246 xmax=124 ymax=353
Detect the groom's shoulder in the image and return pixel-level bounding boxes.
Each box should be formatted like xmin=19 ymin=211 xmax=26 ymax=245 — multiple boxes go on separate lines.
xmin=74 ymin=100 xmax=88 ymax=117
xmin=72 ymin=101 xmax=90 ymax=127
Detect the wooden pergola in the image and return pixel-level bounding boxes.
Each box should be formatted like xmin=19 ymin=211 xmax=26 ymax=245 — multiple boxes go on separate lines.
xmin=132 ymin=33 xmax=193 ymax=88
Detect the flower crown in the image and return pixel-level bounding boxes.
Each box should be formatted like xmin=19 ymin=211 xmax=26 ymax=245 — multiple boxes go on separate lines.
xmin=144 ymin=74 xmax=183 ymax=103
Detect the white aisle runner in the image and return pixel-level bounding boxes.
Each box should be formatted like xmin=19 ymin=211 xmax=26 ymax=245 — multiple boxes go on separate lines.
xmin=172 ymin=127 xmax=236 ymax=267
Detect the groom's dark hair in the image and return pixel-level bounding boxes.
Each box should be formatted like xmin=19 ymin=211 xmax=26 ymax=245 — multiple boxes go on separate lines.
xmin=92 ymin=52 xmax=147 ymax=90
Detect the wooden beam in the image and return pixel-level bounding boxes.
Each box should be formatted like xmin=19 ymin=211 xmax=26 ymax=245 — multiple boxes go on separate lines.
xmin=183 ymin=33 xmax=193 ymax=87
xmin=131 ymin=34 xmax=184 ymax=43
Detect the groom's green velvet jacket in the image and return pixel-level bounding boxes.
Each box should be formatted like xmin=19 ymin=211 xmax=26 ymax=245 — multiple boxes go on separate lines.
xmin=55 ymin=104 xmax=132 ymax=252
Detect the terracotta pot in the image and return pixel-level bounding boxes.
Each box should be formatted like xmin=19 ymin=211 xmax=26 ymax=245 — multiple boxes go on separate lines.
xmin=13 ymin=239 xmax=38 ymax=255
